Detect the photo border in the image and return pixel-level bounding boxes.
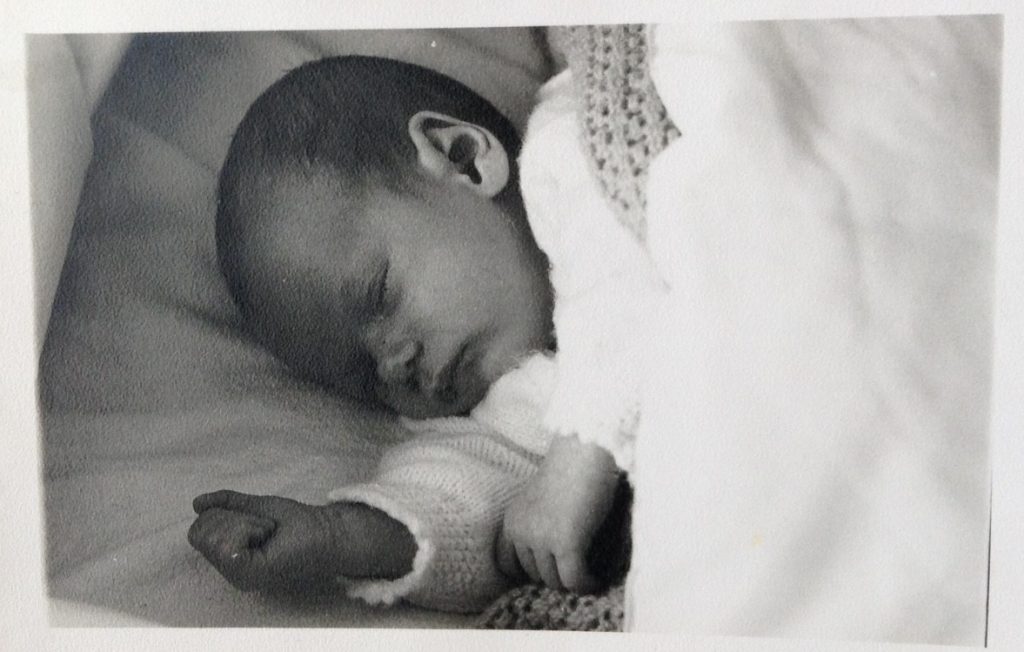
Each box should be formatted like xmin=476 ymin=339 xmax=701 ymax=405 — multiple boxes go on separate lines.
xmin=2 ymin=1 xmax=1020 ymax=650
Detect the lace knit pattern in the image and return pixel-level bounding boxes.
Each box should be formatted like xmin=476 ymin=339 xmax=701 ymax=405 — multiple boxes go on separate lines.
xmin=548 ymin=24 xmax=681 ymax=242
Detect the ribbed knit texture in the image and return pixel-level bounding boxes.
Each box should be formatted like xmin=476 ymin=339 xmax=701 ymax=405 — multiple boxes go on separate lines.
xmin=548 ymin=24 xmax=680 ymax=241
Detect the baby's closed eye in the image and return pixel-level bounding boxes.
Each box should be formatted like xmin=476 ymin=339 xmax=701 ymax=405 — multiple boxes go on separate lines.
xmin=367 ymin=261 xmax=390 ymax=314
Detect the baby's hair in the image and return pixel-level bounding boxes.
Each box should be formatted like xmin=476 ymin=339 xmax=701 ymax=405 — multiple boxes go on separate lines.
xmin=216 ymin=55 xmax=522 ymax=321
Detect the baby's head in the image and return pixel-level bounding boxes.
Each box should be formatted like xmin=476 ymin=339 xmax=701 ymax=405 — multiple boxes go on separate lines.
xmin=216 ymin=56 xmax=553 ymax=418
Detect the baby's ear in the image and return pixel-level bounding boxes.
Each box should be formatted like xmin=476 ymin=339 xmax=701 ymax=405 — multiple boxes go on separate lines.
xmin=408 ymin=111 xmax=509 ymax=197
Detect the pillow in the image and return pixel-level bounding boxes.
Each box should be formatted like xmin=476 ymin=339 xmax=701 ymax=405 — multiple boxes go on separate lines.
xmin=27 ymin=34 xmax=131 ymax=347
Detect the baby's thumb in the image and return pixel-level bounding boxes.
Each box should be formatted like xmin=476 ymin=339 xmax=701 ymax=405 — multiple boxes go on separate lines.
xmin=193 ymin=489 xmax=265 ymax=515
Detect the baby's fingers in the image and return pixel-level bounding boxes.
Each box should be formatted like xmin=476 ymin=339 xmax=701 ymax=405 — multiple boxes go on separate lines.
xmin=188 ymin=508 xmax=276 ymax=591
xmin=555 ymin=551 xmax=600 ymax=595
xmin=189 ymin=507 xmax=276 ymax=551
xmin=534 ymin=551 xmax=565 ymax=591
xmin=193 ymin=489 xmax=264 ymax=515
xmin=515 ymin=544 xmax=541 ymax=585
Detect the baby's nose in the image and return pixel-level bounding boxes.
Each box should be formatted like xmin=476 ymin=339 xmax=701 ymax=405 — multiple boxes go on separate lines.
xmin=377 ymin=339 xmax=421 ymax=387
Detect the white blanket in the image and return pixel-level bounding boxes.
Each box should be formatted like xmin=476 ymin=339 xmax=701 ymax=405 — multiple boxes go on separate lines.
xmin=630 ymin=17 xmax=998 ymax=645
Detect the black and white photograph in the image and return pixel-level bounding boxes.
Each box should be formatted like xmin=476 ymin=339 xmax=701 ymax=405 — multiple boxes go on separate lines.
xmin=2 ymin=2 xmax=1021 ymax=650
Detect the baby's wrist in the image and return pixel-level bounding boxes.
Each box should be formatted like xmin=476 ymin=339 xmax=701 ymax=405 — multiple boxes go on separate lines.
xmin=320 ymin=501 xmax=417 ymax=580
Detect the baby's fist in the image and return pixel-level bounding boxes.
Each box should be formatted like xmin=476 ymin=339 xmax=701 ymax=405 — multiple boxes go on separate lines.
xmin=188 ymin=490 xmax=336 ymax=592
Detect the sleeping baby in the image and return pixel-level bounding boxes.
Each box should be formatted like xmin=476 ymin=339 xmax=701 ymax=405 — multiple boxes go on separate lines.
xmin=189 ymin=54 xmax=659 ymax=613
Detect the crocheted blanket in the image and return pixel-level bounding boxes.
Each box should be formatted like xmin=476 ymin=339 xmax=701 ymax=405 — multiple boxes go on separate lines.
xmin=478 ymin=585 xmax=626 ymax=631
xmin=547 ymin=24 xmax=679 ymax=241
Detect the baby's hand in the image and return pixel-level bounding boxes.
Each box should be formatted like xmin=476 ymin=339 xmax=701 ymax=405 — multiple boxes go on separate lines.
xmin=188 ymin=490 xmax=339 ymax=593
xmin=497 ymin=435 xmax=619 ymax=593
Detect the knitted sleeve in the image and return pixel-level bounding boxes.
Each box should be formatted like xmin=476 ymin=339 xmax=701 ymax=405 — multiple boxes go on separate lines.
xmin=327 ymin=420 xmax=542 ymax=613
xmin=518 ymin=71 xmax=666 ymax=472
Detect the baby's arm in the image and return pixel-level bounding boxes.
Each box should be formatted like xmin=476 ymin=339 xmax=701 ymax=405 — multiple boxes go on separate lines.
xmin=188 ymin=490 xmax=415 ymax=593
xmin=190 ymin=421 xmax=542 ymax=612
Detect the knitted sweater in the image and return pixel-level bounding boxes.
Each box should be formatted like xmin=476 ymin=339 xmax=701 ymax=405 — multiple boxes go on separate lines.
xmin=330 ymin=24 xmax=676 ymax=615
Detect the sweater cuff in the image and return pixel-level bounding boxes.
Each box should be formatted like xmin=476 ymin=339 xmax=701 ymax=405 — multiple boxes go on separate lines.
xmin=327 ymin=428 xmax=537 ymax=613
